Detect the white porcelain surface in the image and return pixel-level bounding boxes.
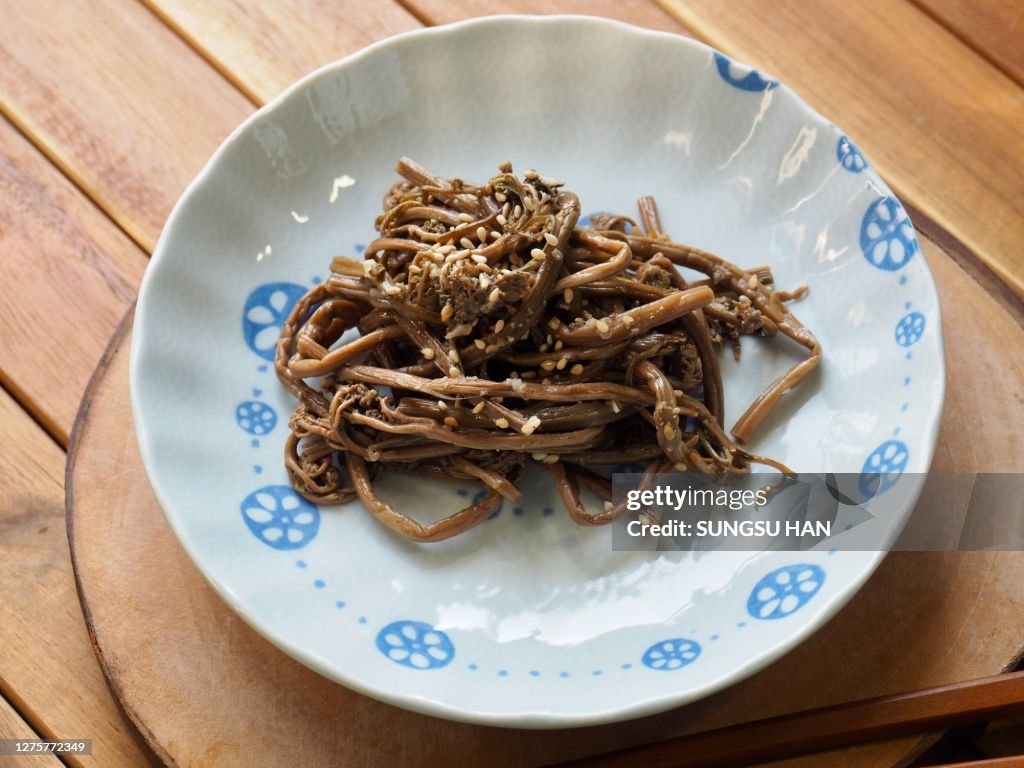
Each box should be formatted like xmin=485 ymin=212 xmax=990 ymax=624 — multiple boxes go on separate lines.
xmin=131 ymin=16 xmax=944 ymax=727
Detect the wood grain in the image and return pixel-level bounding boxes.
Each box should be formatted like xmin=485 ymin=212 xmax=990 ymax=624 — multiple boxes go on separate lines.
xmin=401 ymin=0 xmax=689 ymax=33
xmin=0 ymin=117 xmax=146 ymax=445
xmin=0 ymin=389 xmax=151 ymax=768
xmin=142 ymin=0 xmax=421 ymax=104
xmin=0 ymin=696 xmax=62 ymax=768
xmin=912 ymin=0 xmax=1024 ymax=87
xmin=553 ymin=672 xmax=1024 ymax=767
xmin=921 ymin=225 xmax=1024 ymax=473
xmin=65 ymin=231 xmax=1024 ymax=767
xmin=0 ymin=0 xmax=253 ymax=252
xmin=654 ymin=0 xmax=1024 ymax=298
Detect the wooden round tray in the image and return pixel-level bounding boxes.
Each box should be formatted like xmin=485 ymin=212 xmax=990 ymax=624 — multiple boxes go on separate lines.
xmin=66 ymin=228 xmax=1024 ymax=767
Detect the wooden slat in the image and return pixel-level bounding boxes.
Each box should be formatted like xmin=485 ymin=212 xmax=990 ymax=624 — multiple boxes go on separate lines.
xmin=0 ymin=389 xmax=150 ymax=768
xmin=142 ymin=0 xmax=421 ymax=104
xmin=0 ymin=697 xmax=63 ymax=768
xmin=0 ymin=0 xmax=253 ymax=252
xmin=555 ymin=672 xmax=1024 ymax=767
xmin=912 ymin=0 xmax=1024 ymax=88
xmin=0 ymin=117 xmax=146 ymax=445
xmin=654 ymin=0 xmax=1024 ymax=298
xmin=401 ymin=0 xmax=689 ymax=33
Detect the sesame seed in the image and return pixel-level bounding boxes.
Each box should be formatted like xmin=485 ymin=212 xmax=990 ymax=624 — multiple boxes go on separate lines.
xmin=448 ymin=349 xmax=460 ymax=363
xmin=521 ymin=415 xmax=541 ymax=435
xmin=595 ymin=319 xmax=610 ymax=334
xmin=441 ymin=304 xmax=454 ymax=322
xmin=448 ymin=366 xmax=460 ymax=377
xmin=444 ymin=416 xmax=459 ymax=428
xmin=523 ymin=197 xmax=535 ymax=211
xmin=539 ymin=343 xmax=549 ymax=353
xmin=540 ymin=360 xmax=556 ymax=371
xmin=495 ymin=418 xmax=509 ymax=429
xmin=663 ymin=425 xmax=676 ymax=439
xmin=474 ymin=339 xmax=486 ymax=349
xmin=421 ymin=348 xmax=434 ymax=360
xmin=501 ymin=202 xmax=511 ymax=217
xmin=479 ymin=274 xmax=491 ymax=288
xmin=437 ymin=400 xmax=448 ymax=410
xmin=532 ymin=452 xmax=548 ymax=461
xmin=530 ymin=248 xmax=546 ymax=261
xmin=495 ymin=191 xmax=507 ymax=203
xmin=459 ymin=237 xmax=474 ymax=250
xmin=547 ymin=317 xmax=561 ymax=330
xmin=749 ymin=273 xmax=760 ymax=289
xmin=524 ymin=169 xmax=538 ymax=180
xmin=570 ymin=363 xmax=584 ymax=375
xmin=610 ymin=401 xmax=621 ymax=414
xmin=489 ymin=287 xmax=501 ymax=305
xmin=544 ymin=232 xmax=558 ymax=246
xmin=554 ymin=340 xmax=563 ymax=351
xmin=622 ymin=315 xmax=635 ymax=326
xmin=457 ymin=212 xmax=474 ymax=222
xmin=494 ymin=319 xmax=505 ymax=333
xmin=543 ymin=455 xmax=560 ymax=464
xmin=485 ymin=344 xmax=498 ymax=353
xmin=472 ymin=401 xmax=486 ymax=413
xmin=556 ymin=357 xmax=568 ymax=370
xmin=490 ymin=231 xmax=501 ymax=240
xmin=563 ymin=288 xmax=574 ymax=303
xmin=673 ymin=389 xmax=684 ymax=398
xmin=471 ymin=254 xmax=488 ymax=264
xmin=513 ymin=205 xmax=522 ymax=218
xmin=476 ymin=226 xmax=488 ymax=242
xmin=496 ymin=214 xmax=507 ymax=226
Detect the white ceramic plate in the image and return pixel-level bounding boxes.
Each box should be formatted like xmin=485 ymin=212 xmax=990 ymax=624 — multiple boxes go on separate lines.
xmin=131 ymin=16 xmax=944 ymax=727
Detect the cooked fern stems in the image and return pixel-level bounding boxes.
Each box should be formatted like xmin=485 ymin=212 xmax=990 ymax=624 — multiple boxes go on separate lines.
xmin=275 ymin=158 xmax=820 ymax=542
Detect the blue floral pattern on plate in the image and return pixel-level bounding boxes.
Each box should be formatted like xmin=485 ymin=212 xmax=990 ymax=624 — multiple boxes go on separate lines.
xmin=241 ymin=486 xmax=320 ymax=550
xmin=860 ymin=197 xmax=918 ymax=271
xmin=837 ymin=135 xmax=866 ymax=172
xmin=747 ymin=564 xmax=825 ymax=620
xmin=642 ymin=638 xmax=702 ymax=671
xmin=713 ymin=52 xmax=778 ymax=92
xmin=376 ymin=620 xmax=455 ymax=670
xmin=235 ymin=400 xmax=277 ymax=435
xmin=242 ymin=282 xmax=307 ymax=361
xmin=858 ymin=440 xmax=909 ymax=498
xmin=894 ymin=312 xmax=925 ymax=347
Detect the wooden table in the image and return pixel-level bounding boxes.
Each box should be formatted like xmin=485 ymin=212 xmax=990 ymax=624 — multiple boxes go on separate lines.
xmin=1 ymin=1 xmax=1022 ymax=766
